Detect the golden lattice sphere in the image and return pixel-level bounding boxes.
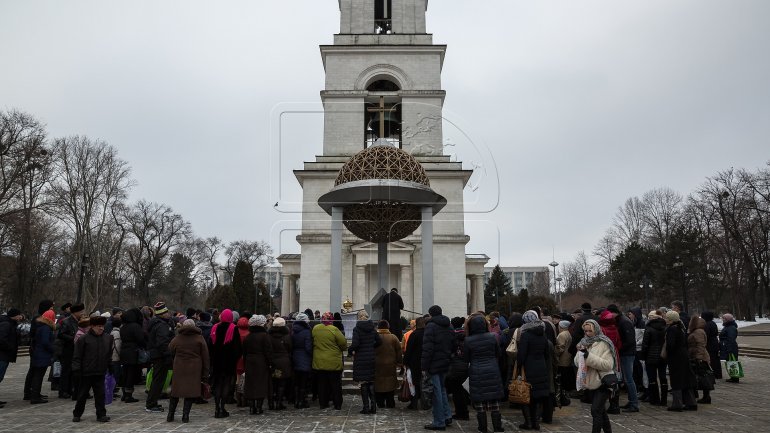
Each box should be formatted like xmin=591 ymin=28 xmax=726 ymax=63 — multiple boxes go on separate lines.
xmin=335 ymin=145 xmax=430 ymax=186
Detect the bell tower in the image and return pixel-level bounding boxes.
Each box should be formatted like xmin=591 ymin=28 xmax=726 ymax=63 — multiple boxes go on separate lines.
xmin=280 ymin=0 xmax=475 ymax=318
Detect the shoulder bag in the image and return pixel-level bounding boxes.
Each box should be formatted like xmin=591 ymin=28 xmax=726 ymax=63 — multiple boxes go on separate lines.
xmin=508 ymin=361 xmax=531 ymax=405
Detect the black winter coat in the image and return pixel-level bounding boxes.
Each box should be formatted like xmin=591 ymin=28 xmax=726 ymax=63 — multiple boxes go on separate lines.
xmin=291 ymin=321 xmax=313 ymax=372
xmin=57 ymin=315 xmax=79 ymax=358
xmin=0 ymin=315 xmax=19 ymax=362
xmin=147 ymin=316 xmax=174 ymax=362
xmin=517 ymin=324 xmax=550 ymax=398
xmin=421 ymin=315 xmax=453 ymax=374
xmin=403 ymin=327 xmax=424 ymax=396
xmin=701 ymin=312 xmax=722 ymax=378
xmin=447 ymin=329 xmax=468 ymax=383
xmin=641 ymin=318 xmax=666 ymax=366
xmin=617 ymin=314 xmax=637 ymax=357
xmin=268 ymin=326 xmax=293 ymax=379
xmin=72 ymin=330 xmax=113 ymax=376
xmin=463 ymin=316 xmax=503 ymax=402
xmin=719 ymin=320 xmax=738 ymax=360
xmin=119 ymin=308 xmax=146 ymax=365
xmin=348 ymin=320 xmax=381 ymax=382
xmin=210 ymin=322 xmax=242 ymax=378
xmin=665 ymin=322 xmax=696 ymax=390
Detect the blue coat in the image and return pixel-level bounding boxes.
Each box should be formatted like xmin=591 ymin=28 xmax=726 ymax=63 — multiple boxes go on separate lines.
xmin=463 ymin=316 xmax=503 ymax=402
xmin=31 ymin=319 xmax=55 ymax=368
xmin=719 ymin=320 xmax=739 ymax=360
xmin=421 ymin=314 xmax=453 ymax=374
xmin=348 ymin=320 xmax=381 ymax=382
xmin=291 ymin=321 xmax=313 ymax=372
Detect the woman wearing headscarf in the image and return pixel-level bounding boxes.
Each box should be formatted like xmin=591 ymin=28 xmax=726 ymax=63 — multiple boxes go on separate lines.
xmin=209 ymin=309 xmax=242 ymax=418
xmin=268 ymin=317 xmax=292 ymax=410
xmin=641 ymin=310 xmax=667 ymax=406
xmin=665 ymin=310 xmax=697 ymax=411
xmin=555 ymin=320 xmax=574 ymax=407
xmin=235 ymin=316 xmax=250 ymax=407
xmin=516 ymin=310 xmax=549 ymax=430
xmin=348 ymin=310 xmax=381 ymax=414
xmin=402 ymin=316 xmax=426 ymax=410
xmin=575 ymin=319 xmax=617 ymax=433
xmin=374 ymin=319 xmax=402 ymax=409
xmin=598 ymin=309 xmax=622 ymax=414
xmin=291 ymin=312 xmax=313 ymax=409
xmin=700 ymin=312 xmax=721 ymax=380
xmin=464 ymin=314 xmax=505 ymax=433
xmin=311 ymin=312 xmax=347 ymax=410
xmin=167 ymin=319 xmax=209 ymax=423
xmin=719 ymin=313 xmax=739 ymax=383
xmin=242 ymin=315 xmax=272 ymax=415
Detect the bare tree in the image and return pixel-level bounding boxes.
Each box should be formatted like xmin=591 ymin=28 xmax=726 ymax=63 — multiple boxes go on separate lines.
xmin=613 ymin=197 xmax=647 ymax=247
xmin=223 ymin=240 xmax=274 ymax=280
xmin=593 ymin=229 xmax=620 ymax=271
xmin=199 ymin=236 xmax=223 ymax=287
xmin=641 ymin=187 xmax=683 ymax=250
xmin=0 ymin=110 xmax=47 ymax=218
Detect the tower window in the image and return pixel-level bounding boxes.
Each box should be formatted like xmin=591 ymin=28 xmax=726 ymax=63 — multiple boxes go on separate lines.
xmin=374 ymin=0 xmax=392 ymax=34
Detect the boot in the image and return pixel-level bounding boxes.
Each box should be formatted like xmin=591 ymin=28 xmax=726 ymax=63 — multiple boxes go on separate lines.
xmin=359 ymin=383 xmax=371 ymax=414
xmin=559 ymin=391 xmax=571 ymax=407
xmin=659 ymin=385 xmax=668 ymax=407
xmin=518 ymin=406 xmax=534 ymax=430
xmin=491 ymin=410 xmax=504 ymax=432
xmin=607 ymin=394 xmax=620 ymax=414
xmin=255 ymin=398 xmax=264 ymax=414
xmin=367 ymin=383 xmax=377 ymax=414
xmin=530 ymin=403 xmax=540 ymax=431
xmin=182 ymin=399 xmax=193 ymax=423
xmin=647 ymin=383 xmax=660 ymax=406
xmin=697 ymin=390 xmax=711 ymax=404
xmin=123 ymin=387 xmax=139 ymax=403
xmin=214 ymin=397 xmax=222 ymax=418
xmin=541 ymin=396 xmax=553 ymax=424
xmin=166 ymin=397 xmax=178 ymax=422
xmin=275 ymin=383 xmax=286 ymax=410
xmin=219 ymin=397 xmax=229 ymax=418
xmin=476 ymin=412 xmax=489 ymax=433
xmin=250 ymin=399 xmax=258 ymax=415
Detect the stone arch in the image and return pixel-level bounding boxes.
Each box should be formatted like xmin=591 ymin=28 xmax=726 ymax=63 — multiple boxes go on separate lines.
xmin=355 ymin=64 xmax=414 ymax=91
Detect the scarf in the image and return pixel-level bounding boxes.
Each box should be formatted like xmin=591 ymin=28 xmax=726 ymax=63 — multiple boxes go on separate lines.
xmin=211 ymin=308 xmax=236 ymax=345
xmin=579 ymin=319 xmax=619 ymax=372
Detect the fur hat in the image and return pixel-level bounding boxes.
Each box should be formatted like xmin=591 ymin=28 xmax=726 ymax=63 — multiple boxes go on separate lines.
xmin=78 ymin=317 xmax=91 ymax=327
xmin=249 ymin=314 xmax=267 ymax=327
xmin=89 ymin=316 xmax=107 ymax=326
xmin=296 ymin=312 xmax=310 ymax=323
xmin=70 ymin=303 xmax=85 ymax=314
xmin=153 ymin=301 xmax=168 ymax=315
xmin=273 ymin=317 xmax=286 ymax=327
xmin=665 ymin=310 xmax=680 ymax=322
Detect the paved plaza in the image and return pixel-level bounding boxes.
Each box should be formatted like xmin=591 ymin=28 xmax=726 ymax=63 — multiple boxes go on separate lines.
xmin=1 ymin=356 xmax=769 ymax=433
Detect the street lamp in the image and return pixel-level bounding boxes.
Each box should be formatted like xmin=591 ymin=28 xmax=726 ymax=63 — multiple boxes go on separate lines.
xmin=76 ymin=253 xmax=90 ymax=304
xmin=549 ymin=261 xmax=559 ymax=310
xmin=555 ymin=276 xmax=563 ymax=312
xmin=639 ymin=276 xmax=653 ymax=313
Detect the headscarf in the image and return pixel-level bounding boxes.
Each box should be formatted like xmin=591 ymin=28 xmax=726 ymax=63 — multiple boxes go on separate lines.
xmin=249 ymin=314 xmax=267 ymax=327
xmin=580 ymin=319 xmax=618 ymax=371
xmin=296 ymin=313 xmax=310 ymax=323
xmin=237 ymin=317 xmax=250 ymax=339
xmin=182 ymin=319 xmax=197 ymax=328
xmin=357 ymin=310 xmax=369 ymax=321
xmin=211 ymin=308 xmax=236 ymax=344
xmin=520 ymin=309 xmax=544 ymax=333
xmin=321 ymin=311 xmax=334 ymax=326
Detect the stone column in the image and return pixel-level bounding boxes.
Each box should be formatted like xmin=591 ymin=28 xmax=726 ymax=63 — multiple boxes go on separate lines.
xmin=281 ymin=274 xmax=291 ymax=315
xmin=473 ymin=274 xmax=485 ymax=313
xmin=355 ymin=265 xmax=367 ymax=309
xmin=400 ymin=264 xmax=413 ymax=313
xmin=330 ymin=206 xmax=343 ymax=313
xmin=290 ymin=276 xmax=299 ymax=313
xmin=378 ymin=242 xmax=388 ymax=293
xmin=421 ymin=206 xmax=434 ymax=311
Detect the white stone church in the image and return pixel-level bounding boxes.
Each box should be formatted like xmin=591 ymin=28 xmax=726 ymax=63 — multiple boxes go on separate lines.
xmin=278 ymin=0 xmax=489 ymax=319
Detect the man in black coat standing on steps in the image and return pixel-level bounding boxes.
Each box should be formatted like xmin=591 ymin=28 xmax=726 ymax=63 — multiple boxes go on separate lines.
xmin=381 ymin=288 xmax=404 ymax=340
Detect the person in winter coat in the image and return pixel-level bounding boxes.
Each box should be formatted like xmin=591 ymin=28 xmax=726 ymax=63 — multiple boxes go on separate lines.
xmin=24 ymin=300 xmax=56 ymax=401
xmin=464 ymin=314 xmax=504 ymax=433
xmin=555 ymin=320 xmax=574 ymax=406
xmin=516 ymin=310 xmax=550 ymax=431
xmin=145 ymin=302 xmax=175 ymax=412
xmin=71 ymin=316 xmax=113 ymax=423
xmin=166 ymin=319 xmax=209 ymax=423
xmin=209 ymin=308 xmax=242 ymax=418
xmin=606 ymin=304 xmax=638 ymax=412
xmin=291 ymin=312 xmax=313 ymax=409
xmin=312 ymin=312 xmax=347 ymax=410
xmin=109 ymin=317 xmax=122 ymax=401
xmin=575 ymin=319 xmax=617 ymax=433
xmin=701 ymin=311 xmax=721 ymax=380
xmin=374 ymin=320 xmax=402 ymax=408
xmin=347 ymin=310 xmax=381 ymax=414
xmin=688 ymin=317 xmax=712 ymax=404
xmin=235 ymin=317 xmax=250 ymax=407
xmin=628 ymin=306 xmax=646 ymax=401
xmin=421 ymin=305 xmax=454 ymax=431
xmin=665 ymin=311 xmax=697 ymax=411
xmin=598 ymin=309 xmax=622 ymax=414
xmin=446 ymin=316 xmax=470 ymax=421
xmin=720 ymin=313 xmax=739 ymax=383
xmin=243 ymin=315 xmax=273 ymax=414
xmin=28 ymin=310 xmax=56 ymax=404
xmin=268 ymin=317 xmax=292 ymax=410
xmin=119 ymin=308 xmax=145 ymax=403
xmin=381 ymin=288 xmax=405 ymax=340
xmin=403 ymin=317 xmax=426 ymax=410
xmin=640 ymin=310 xmax=667 ymax=406
xmin=0 ymin=308 xmax=23 ymax=402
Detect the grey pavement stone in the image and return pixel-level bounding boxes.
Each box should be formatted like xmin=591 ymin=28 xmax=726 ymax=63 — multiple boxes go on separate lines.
xmin=2 ymin=356 xmax=770 ymax=432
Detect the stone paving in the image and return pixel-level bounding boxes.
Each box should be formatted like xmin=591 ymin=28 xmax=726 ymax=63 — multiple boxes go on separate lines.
xmin=1 ymin=356 xmax=769 ymax=433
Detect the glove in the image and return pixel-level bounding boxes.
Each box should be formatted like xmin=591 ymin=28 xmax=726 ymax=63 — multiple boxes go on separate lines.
xmin=580 ymin=349 xmax=589 ymax=357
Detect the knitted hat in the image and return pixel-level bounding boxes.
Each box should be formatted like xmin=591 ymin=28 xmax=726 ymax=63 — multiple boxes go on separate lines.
xmin=428 ymin=305 xmax=442 ymax=317
xmin=6 ymin=308 xmax=22 ymax=318
xmin=296 ymin=312 xmax=310 ymax=323
xmin=249 ymin=314 xmax=267 ymax=327
xmin=101 ymin=311 xmax=111 ymax=318
xmin=220 ymin=309 xmax=233 ymax=323
xmin=273 ymin=317 xmax=286 ymax=327
xmin=153 ymin=301 xmax=168 ymax=315
xmin=182 ymin=319 xmax=197 ymax=328
xmin=199 ymin=312 xmax=212 ymax=323
xmin=606 ymin=304 xmax=621 ymax=315
xmin=450 ymin=316 xmax=465 ymax=329
xmin=558 ymin=320 xmax=570 ymax=329
xmin=70 ymin=303 xmax=85 ymax=313
xmin=89 ymin=316 xmax=107 ymax=326
xmin=665 ymin=310 xmax=680 ymax=322
xmin=42 ymin=310 xmax=56 ymax=322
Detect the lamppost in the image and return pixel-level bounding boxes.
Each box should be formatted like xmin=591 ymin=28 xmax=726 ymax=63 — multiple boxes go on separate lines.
xmin=76 ymin=253 xmax=90 ymax=304
xmin=549 ymin=260 xmax=559 ymax=310
xmin=555 ymin=276 xmax=563 ymax=312
xmin=639 ymin=276 xmax=653 ymax=313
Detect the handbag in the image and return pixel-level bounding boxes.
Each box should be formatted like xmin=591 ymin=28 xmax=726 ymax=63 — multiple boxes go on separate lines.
xmin=137 ymin=348 xmax=150 ymax=364
xmin=398 ymin=371 xmax=412 ymax=402
xmin=508 ymin=361 xmax=531 ymax=405
xmin=52 ymin=361 xmax=62 ymax=378
xmin=201 ymin=382 xmax=212 ymax=399
xmin=694 ymin=361 xmax=715 ymax=391
xmin=601 ymin=372 xmax=619 ymax=389
xmin=506 ymin=328 xmax=520 ymax=359
xmin=726 ymin=354 xmax=744 ymax=379
xmin=104 ymin=373 xmax=116 ymax=405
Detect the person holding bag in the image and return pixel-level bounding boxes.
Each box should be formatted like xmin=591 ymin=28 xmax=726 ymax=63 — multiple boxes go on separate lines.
xmin=516 ymin=310 xmax=550 ymax=431
xmin=348 ymin=310 xmax=381 ymax=414
xmin=575 ymin=319 xmax=617 ymax=433
xmin=167 ymin=319 xmax=209 ymax=423
xmin=719 ymin=313 xmax=739 ymax=383
xmin=464 ymin=314 xmax=504 ymax=433
xmin=687 ymin=317 xmax=714 ymax=404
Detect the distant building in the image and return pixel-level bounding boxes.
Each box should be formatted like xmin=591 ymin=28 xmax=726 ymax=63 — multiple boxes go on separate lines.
xmin=483 ymin=266 xmax=549 ymax=295
xmin=256 ymin=266 xmax=284 ymax=296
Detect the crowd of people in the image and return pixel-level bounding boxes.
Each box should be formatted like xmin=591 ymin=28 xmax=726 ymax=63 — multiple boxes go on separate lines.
xmin=0 ymin=297 xmax=742 ymax=433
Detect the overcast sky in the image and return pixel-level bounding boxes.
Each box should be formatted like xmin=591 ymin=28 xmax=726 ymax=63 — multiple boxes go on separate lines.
xmin=1 ymin=1 xmax=768 ymax=270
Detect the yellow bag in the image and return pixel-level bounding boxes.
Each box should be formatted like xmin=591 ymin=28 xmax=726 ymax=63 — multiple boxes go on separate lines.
xmin=508 ymin=361 xmax=531 ymax=405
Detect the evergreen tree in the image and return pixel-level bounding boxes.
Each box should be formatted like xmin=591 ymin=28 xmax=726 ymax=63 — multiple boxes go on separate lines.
xmin=484 ymin=265 xmax=512 ymax=312
xmin=205 ymin=284 xmax=238 ymax=310
xmin=161 ymin=252 xmax=196 ymax=311
xmin=254 ymin=279 xmax=275 ymax=315
xmin=232 ymin=260 xmax=256 ymax=312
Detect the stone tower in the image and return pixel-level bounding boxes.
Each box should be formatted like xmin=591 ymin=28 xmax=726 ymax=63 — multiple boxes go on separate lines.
xmin=278 ymin=0 xmax=486 ymax=319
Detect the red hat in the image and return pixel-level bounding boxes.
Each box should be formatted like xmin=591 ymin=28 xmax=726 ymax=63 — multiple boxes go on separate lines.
xmin=42 ymin=310 xmax=56 ymax=322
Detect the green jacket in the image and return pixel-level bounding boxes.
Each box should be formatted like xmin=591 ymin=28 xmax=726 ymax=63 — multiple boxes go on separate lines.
xmin=311 ymin=324 xmax=347 ymax=371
